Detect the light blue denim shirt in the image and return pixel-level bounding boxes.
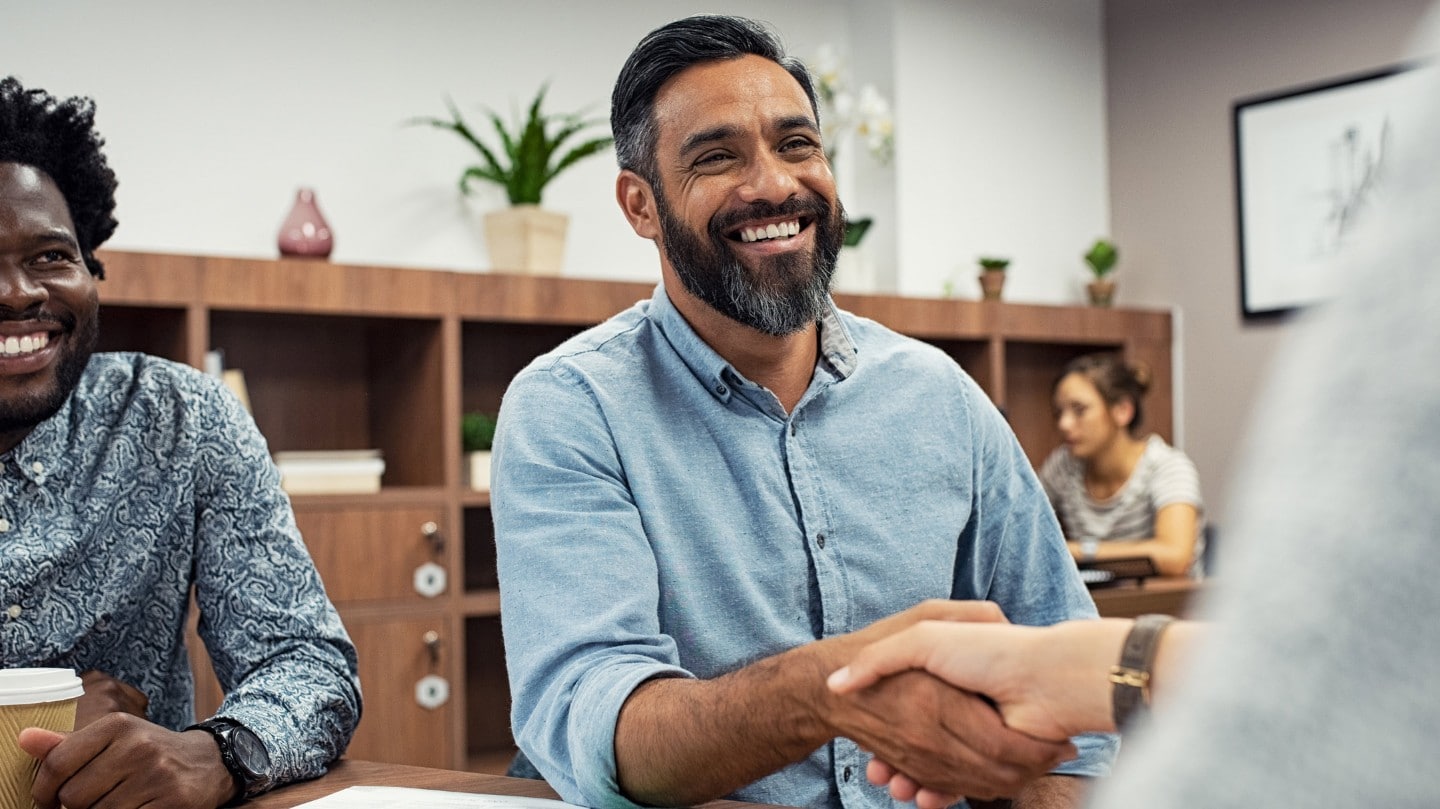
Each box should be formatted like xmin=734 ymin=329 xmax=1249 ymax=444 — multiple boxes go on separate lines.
xmin=493 ymin=286 xmax=1116 ymax=809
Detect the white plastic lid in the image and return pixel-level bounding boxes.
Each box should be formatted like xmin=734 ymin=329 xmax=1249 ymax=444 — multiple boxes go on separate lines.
xmin=0 ymin=668 xmax=85 ymax=705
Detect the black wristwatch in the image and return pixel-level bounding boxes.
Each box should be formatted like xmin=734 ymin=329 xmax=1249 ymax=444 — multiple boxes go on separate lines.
xmin=186 ymin=718 xmax=273 ymax=804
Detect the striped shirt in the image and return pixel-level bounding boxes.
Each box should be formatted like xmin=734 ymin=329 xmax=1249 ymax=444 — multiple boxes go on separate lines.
xmin=1039 ymin=434 xmax=1204 ymax=573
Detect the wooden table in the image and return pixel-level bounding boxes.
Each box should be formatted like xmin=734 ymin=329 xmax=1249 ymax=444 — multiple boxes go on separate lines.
xmin=1090 ymin=577 xmax=1205 ymax=618
xmin=252 ymin=759 xmax=771 ymax=808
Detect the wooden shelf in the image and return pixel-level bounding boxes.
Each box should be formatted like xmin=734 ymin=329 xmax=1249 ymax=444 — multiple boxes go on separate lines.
xmin=97 ymin=248 xmax=1171 ymax=772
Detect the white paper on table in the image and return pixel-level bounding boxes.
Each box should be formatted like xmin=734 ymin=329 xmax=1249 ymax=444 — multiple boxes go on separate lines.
xmin=290 ymin=786 xmax=585 ymax=809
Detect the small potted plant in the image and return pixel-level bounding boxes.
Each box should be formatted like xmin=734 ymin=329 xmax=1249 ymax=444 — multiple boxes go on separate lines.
xmin=461 ymin=411 xmax=499 ymax=491
xmin=977 ymin=256 xmax=1010 ymax=301
xmin=411 ymin=86 xmax=612 ymax=274
xmin=1084 ymin=238 xmax=1119 ymax=306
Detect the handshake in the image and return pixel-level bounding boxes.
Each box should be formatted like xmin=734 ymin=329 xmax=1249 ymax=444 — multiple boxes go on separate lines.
xmin=822 ymin=600 xmax=1160 ymax=809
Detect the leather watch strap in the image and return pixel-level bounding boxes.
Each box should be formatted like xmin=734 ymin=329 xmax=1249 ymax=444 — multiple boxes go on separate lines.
xmin=1109 ymin=613 xmax=1175 ymax=729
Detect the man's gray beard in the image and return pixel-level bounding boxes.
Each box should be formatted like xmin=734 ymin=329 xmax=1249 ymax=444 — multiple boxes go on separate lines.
xmin=655 ymin=189 xmax=843 ymax=337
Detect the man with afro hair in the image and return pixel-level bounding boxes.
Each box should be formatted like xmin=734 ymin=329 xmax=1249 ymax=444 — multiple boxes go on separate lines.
xmin=0 ymin=76 xmax=360 ymax=809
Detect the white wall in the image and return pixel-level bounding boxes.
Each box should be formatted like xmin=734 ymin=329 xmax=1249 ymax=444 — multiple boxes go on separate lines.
xmin=5 ymin=1 xmax=846 ymax=279
xmin=4 ymin=1 xmax=1108 ymax=301
xmin=892 ymin=0 xmax=1109 ymax=300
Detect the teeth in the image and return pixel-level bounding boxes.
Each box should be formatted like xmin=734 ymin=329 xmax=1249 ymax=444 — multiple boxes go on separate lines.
xmin=0 ymin=333 xmax=48 ymax=357
xmin=739 ymin=220 xmax=802 ymax=243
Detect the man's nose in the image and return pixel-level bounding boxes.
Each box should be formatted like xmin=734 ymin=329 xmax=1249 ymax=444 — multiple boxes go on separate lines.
xmin=736 ymin=151 xmax=800 ymax=205
xmin=0 ymin=263 xmax=48 ymax=311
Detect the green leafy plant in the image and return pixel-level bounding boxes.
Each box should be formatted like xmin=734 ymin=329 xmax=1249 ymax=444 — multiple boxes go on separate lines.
xmin=978 ymin=256 xmax=1010 ymax=271
xmin=1084 ymin=239 xmax=1119 ymax=278
xmin=461 ymin=411 xmax=499 ymax=453
xmin=411 ymin=86 xmax=613 ymax=205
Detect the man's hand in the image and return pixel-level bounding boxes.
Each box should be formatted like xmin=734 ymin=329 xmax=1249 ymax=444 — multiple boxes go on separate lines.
xmin=19 ymin=713 xmax=236 ymax=809
xmin=823 ymin=670 xmax=1074 ymax=800
xmin=75 ymin=670 xmax=149 ymax=729
xmin=813 ymin=601 xmax=1075 ymax=801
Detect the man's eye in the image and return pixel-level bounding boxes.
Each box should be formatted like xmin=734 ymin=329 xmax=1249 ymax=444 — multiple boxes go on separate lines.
xmin=31 ymin=247 xmax=81 ymax=269
xmin=693 ymin=152 xmax=733 ymax=169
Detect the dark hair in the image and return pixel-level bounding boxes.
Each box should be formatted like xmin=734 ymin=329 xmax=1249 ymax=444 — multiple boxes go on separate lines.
xmin=610 ymin=15 xmax=819 ymax=186
xmin=1057 ymin=352 xmax=1152 ymax=434
xmin=0 ymin=76 xmax=119 ymax=279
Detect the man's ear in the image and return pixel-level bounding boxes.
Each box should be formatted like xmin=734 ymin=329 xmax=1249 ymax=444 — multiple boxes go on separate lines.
xmin=617 ymin=169 xmax=660 ymax=240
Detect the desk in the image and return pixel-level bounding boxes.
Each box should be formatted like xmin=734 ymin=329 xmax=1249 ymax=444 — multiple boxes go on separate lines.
xmin=1090 ymin=577 xmax=1204 ymax=618
xmin=252 ymin=759 xmax=772 ymax=809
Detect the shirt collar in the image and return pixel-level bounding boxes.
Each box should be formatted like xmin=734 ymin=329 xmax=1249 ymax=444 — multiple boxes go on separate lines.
xmin=648 ymin=283 xmax=860 ymax=405
xmin=4 ymin=393 xmax=71 ymax=487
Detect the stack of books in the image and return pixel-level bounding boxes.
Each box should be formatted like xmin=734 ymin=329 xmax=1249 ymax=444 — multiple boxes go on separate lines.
xmin=273 ymin=449 xmax=385 ymax=495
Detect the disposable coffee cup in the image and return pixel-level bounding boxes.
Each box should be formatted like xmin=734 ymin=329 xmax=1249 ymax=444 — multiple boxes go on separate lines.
xmin=0 ymin=668 xmax=83 ymax=809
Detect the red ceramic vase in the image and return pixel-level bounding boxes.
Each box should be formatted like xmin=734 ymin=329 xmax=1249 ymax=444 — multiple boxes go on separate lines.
xmin=277 ymin=187 xmax=334 ymax=258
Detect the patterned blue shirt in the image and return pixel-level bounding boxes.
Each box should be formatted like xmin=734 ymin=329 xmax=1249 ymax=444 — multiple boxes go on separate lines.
xmin=0 ymin=352 xmax=360 ymax=788
xmin=494 ymin=286 xmax=1117 ymax=809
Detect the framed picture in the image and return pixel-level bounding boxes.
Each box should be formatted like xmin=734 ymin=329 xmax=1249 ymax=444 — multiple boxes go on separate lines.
xmin=1233 ymin=63 xmax=1433 ymax=318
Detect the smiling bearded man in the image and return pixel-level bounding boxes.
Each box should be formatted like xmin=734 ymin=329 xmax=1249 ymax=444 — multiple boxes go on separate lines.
xmin=491 ymin=15 xmax=1116 ymax=809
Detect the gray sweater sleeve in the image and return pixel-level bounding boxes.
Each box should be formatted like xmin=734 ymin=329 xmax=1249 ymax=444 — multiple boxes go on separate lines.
xmin=1090 ymin=66 xmax=1440 ymax=807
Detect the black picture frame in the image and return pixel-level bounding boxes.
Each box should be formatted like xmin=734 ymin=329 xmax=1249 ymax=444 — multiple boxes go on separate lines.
xmin=1232 ymin=63 xmax=1429 ymax=319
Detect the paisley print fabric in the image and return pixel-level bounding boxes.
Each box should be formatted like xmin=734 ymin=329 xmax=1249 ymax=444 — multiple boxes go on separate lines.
xmin=0 ymin=352 xmax=360 ymax=788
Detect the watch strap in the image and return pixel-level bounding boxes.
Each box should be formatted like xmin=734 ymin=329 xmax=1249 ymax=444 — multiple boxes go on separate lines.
xmin=1109 ymin=613 xmax=1175 ymax=730
xmin=185 ymin=718 xmax=269 ymax=805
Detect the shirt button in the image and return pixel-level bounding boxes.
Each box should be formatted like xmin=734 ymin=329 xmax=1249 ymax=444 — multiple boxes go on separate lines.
xmin=6 ymin=605 xmax=20 ymax=619
xmin=30 ymin=461 xmax=44 ymax=474
xmin=816 ymin=533 xmax=826 ymax=549
xmin=0 ymin=518 xmax=9 ymax=532
xmin=715 ymin=384 xmax=727 ymax=395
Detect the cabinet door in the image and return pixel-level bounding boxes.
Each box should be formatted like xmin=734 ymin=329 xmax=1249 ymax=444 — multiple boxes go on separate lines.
xmin=343 ymin=612 xmax=455 ymax=768
xmin=295 ymin=507 xmax=450 ymax=604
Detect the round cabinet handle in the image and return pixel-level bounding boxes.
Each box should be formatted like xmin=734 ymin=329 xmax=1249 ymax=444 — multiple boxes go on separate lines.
xmin=420 ymin=520 xmax=446 ymax=556
xmin=413 ymin=562 xmax=447 ymax=598
xmin=423 ymin=630 xmax=442 ymax=665
xmin=415 ymin=674 xmax=450 ymax=710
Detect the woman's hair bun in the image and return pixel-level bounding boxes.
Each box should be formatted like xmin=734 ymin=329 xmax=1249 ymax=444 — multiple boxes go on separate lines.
xmin=1129 ymin=360 xmax=1152 ymax=393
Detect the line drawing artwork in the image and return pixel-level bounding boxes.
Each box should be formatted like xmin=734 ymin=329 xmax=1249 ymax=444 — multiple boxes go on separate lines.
xmin=1233 ymin=62 xmax=1434 ymax=317
xmin=1314 ymin=117 xmax=1390 ymax=259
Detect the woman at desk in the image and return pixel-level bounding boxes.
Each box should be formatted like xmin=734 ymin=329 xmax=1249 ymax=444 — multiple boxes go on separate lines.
xmin=1039 ymin=353 xmax=1203 ymax=577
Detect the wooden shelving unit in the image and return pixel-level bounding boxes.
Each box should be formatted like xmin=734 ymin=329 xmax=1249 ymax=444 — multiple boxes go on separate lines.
xmin=96 ymin=249 xmax=1172 ymax=774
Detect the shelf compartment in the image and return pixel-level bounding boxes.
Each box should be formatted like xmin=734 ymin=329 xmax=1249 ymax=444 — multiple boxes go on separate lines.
xmin=460 ymin=322 xmax=587 ymax=416
xmin=210 ymin=310 xmax=445 ymax=487
xmin=465 ymin=616 xmax=515 ymax=765
xmin=463 ymin=507 xmax=498 ymax=593
xmin=97 ymin=304 xmax=190 ymax=363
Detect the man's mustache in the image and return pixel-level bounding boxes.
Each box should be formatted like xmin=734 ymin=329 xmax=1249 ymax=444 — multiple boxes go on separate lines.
xmin=708 ymin=195 xmax=833 ymax=239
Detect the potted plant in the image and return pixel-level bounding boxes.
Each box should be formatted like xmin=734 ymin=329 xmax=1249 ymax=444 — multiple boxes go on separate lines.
xmin=411 ymin=86 xmax=612 ymax=274
xmin=461 ymin=411 xmax=498 ymax=491
xmin=977 ymin=256 xmax=1010 ymax=301
xmin=1084 ymin=238 xmax=1119 ymax=306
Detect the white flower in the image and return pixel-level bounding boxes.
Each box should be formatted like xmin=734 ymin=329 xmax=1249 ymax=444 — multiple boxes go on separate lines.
xmin=811 ymin=44 xmax=894 ymax=166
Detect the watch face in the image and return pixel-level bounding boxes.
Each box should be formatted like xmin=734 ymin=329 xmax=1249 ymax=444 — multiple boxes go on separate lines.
xmin=230 ymin=726 xmax=272 ymax=775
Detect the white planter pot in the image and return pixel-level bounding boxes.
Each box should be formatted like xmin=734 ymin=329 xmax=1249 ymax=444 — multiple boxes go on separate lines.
xmin=484 ymin=205 xmax=568 ymax=275
xmin=465 ymin=450 xmax=492 ymax=492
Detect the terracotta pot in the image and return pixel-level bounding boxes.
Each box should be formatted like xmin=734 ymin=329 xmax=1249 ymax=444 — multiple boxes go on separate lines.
xmin=1087 ymin=277 xmax=1117 ymax=307
xmin=484 ymin=205 xmax=568 ymax=274
xmin=978 ymin=269 xmax=1007 ymax=301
